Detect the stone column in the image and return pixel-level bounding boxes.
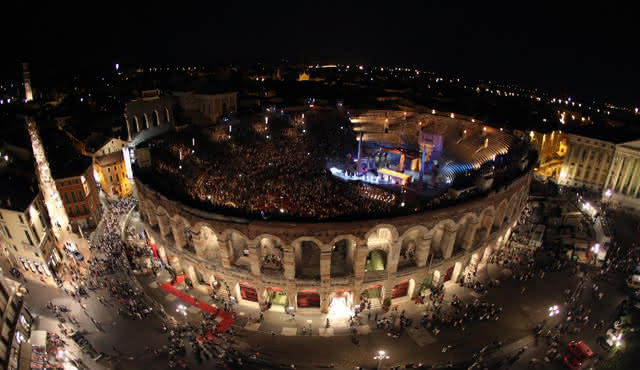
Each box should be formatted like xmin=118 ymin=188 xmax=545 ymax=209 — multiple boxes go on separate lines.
xmin=633 ymin=169 xmax=640 ymax=198
xmin=625 ymin=159 xmax=639 ymax=195
xmin=218 ymin=237 xmax=232 ymax=268
xmin=286 ymin=282 xmax=297 ymax=309
xmin=283 ymin=246 xmax=295 ymax=280
xmin=353 ymin=241 xmax=368 ymax=281
xmin=383 ymin=281 xmax=393 ymax=301
xmin=248 ymin=241 xmax=261 ymax=277
xmin=157 ymin=213 xmax=171 ymax=239
xmin=256 ymin=286 xmax=267 ymax=306
xmin=614 ymin=155 xmax=627 ymax=192
xmin=387 ymin=240 xmax=401 ymax=274
xmin=171 ymin=219 xmax=186 ymax=249
xmin=462 ymin=221 xmax=480 ymax=250
xmin=321 ymin=292 xmax=330 ymax=313
xmin=125 ymin=115 xmax=132 ymax=141
xmin=320 ymin=247 xmax=331 ymax=281
xmin=415 ymin=233 xmax=432 ymax=267
xmin=441 ymin=226 xmax=457 ymax=259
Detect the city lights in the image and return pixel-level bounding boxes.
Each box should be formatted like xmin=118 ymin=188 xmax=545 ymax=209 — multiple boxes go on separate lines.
xmin=549 ymin=305 xmax=560 ymax=317
xmin=374 ymin=350 xmax=390 ymax=370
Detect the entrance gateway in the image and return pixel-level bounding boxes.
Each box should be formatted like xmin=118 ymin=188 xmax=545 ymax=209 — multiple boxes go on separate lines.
xmin=329 ymin=290 xmax=353 ymax=317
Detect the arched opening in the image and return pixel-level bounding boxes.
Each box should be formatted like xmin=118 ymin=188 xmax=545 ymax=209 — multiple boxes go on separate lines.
xmin=392 ymin=280 xmax=409 ymax=299
xmin=329 ymin=290 xmax=353 ymax=317
xmin=478 ymin=208 xmax=496 ymax=242
xmin=229 ymin=232 xmax=250 ymax=271
xmin=265 ymin=287 xmax=288 ymax=311
xmin=454 ymin=215 xmax=474 ymax=254
xmin=331 ymin=239 xmax=354 ymax=277
xmin=295 ymin=240 xmax=321 ymax=279
xmin=260 ymin=238 xmax=284 ymax=275
xmin=493 ymin=202 xmax=507 ymax=233
xmin=238 ymin=282 xmax=259 ymax=303
xmin=365 ymin=249 xmax=387 ymax=272
xmin=360 ymin=284 xmax=383 ymax=301
xmin=430 ymin=224 xmax=447 ymax=262
xmin=164 ymin=107 xmax=171 ymax=124
xmin=153 ymin=110 xmax=160 ymax=127
xmin=399 ymin=229 xmax=423 ymax=269
xmin=297 ymin=290 xmax=320 ymax=308
xmin=195 ymin=226 xmax=219 ymax=260
xmin=193 ymin=265 xmax=206 ymax=285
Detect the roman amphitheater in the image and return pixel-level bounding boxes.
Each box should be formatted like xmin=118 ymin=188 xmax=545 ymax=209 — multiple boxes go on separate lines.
xmin=133 ymin=109 xmax=534 ymax=315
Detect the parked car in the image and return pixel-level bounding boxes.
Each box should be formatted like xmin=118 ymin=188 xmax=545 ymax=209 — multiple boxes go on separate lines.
xmin=563 ymin=341 xmax=594 ymax=369
xmin=9 ymin=267 xmax=21 ymax=279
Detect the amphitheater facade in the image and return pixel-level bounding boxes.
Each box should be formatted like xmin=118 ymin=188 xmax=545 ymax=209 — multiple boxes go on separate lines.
xmin=134 ymin=167 xmax=532 ymax=313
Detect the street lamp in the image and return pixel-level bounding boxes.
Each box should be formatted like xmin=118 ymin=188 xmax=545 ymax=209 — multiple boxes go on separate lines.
xmin=374 ymin=350 xmax=389 ymax=370
xmin=176 ymin=304 xmax=187 ymax=322
xmin=549 ymin=305 xmax=560 ymax=317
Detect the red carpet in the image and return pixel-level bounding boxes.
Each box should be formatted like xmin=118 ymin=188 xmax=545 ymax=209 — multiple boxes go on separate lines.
xmin=159 ymin=274 xmax=235 ymax=340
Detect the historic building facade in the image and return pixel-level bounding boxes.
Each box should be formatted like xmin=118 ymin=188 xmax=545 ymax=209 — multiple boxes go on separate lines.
xmin=134 ymin=171 xmax=532 ymax=314
xmin=0 ymin=191 xmax=61 ymax=281
xmin=558 ymin=134 xmax=616 ymax=190
xmin=604 ymin=140 xmax=640 ymax=211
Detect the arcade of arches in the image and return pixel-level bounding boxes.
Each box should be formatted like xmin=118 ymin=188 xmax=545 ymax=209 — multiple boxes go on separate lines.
xmin=134 ymin=174 xmax=530 ymax=314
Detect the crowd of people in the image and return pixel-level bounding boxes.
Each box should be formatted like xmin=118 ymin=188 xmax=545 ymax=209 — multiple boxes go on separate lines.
xmin=148 ymin=131 xmax=398 ymax=220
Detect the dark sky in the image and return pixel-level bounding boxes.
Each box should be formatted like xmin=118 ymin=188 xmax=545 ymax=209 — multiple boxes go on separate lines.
xmin=4 ymin=2 xmax=638 ymax=105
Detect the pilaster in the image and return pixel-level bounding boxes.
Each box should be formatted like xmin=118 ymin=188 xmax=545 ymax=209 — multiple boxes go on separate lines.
xmin=415 ymin=233 xmax=432 ymax=267
xmin=441 ymin=226 xmax=457 ymax=259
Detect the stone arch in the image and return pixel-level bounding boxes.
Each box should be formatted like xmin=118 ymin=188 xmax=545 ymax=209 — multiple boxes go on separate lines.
xmin=506 ymin=193 xmax=520 ymax=226
xmin=328 ymin=235 xmax=358 ymax=277
xmin=478 ymin=206 xmax=496 ymax=242
xmin=254 ymin=234 xmax=286 ymax=275
xmin=399 ymin=226 xmax=428 ymax=269
xmin=365 ymin=249 xmax=387 ymax=272
xmin=364 ymin=224 xmax=399 ymax=247
xmin=152 ymin=110 xmax=160 ymax=127
xmin=428 ymin=219 xmax=457 ymax=261
xmin=493 ymin=199 xmax=509 ymax=232
xmin=142 ymin=113 xmax=150 ymax=129
xmin=164 ymin=107 xmax=171 ymax=124
xmin=292 ymin=237 xmax=323 ymax=279
xmin=170 ymin=214 xmax=192 ymax=251
xmin=155 ymin=206 xmax=171 ymax=239
xmin=222 ymin=230 xmax=250 ymax=270
xmin=455 ymin=212 xmax=479 ymax=252
xmin=191 ymin=222 xmax=219 ymax=260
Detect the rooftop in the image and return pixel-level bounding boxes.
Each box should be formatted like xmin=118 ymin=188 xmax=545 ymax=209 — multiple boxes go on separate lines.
xmin=40 ymin=125 xmax=93 ymax=179
xmin=95 ymin=151 xmax=124 ymax=166
xmin=0 ymin=162 xmax=38 ymax=212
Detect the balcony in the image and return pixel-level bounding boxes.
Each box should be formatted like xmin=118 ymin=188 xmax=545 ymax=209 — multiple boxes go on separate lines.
xmin=364 ymin=270 xmax=387 ymax=282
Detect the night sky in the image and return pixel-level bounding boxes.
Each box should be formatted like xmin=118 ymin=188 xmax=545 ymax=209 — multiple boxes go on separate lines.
xmin=4 ymin=2 xmax=638 ymax=105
